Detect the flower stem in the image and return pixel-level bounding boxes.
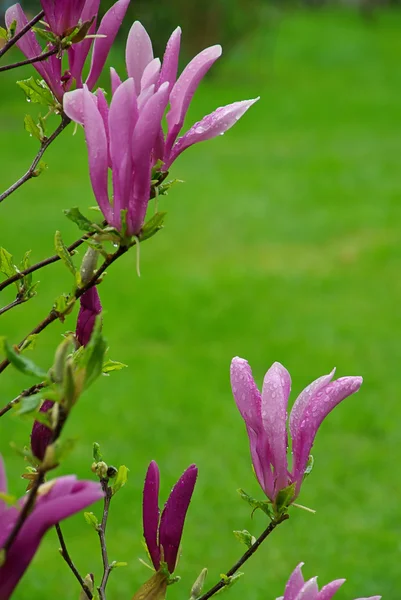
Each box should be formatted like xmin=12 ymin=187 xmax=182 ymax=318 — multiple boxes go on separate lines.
xmin=0 ymin=114 xmax=70 ymax=205
xmin=0 ymin=297 xmax=26 ymax=316
xmin=0 ymin=381 xmax=46 ymax=418
xmin=0 ymin=47 xmax=58 ymax=73
xmin=97 ymin=479 xmax=113 ymax=600
xmin=55 ymin=523 xmax=93 ymax=599
xmin=198 ymin=514 xmax=289 ymax=600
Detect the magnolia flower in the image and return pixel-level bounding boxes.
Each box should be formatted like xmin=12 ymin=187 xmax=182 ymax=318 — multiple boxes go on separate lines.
xmin=30 ymin=399 xmax=54 ymax=461
xmin=277 ymin=563 xmax=381 ymax=600
xmin=76 ymin=286 xmax=102 ymax=347
xmin=0 ymin=456 xmax=103 ymax=599
xmin=5 ymin=0 xmax=129 ymax=100
xmin=230 ymin=358 xmax=362 ymax=505
xmin=63 ymin=22 xmax=258 ymax=235
xmin=143 ymin=461 xmax=197 ymax=574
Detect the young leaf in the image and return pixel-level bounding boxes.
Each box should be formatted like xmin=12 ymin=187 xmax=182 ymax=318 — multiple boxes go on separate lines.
xmin=237 ymin=488 xmax=273 ymax=518
xmin=82 ymin=316 xmax=107 ymax=388
xmin=54 ymin=231 xmax=76 ymax=276
xmin=0 ymin=247 xmax=17 ymax=279
xmin=84 ymin=512 xmax=99 ymax=530
xmin=63 ymin=207 xmax=97 ymax=232
xmin=93 ymin=442 xmax=102 ymax=462
xmin=274 ymin=482 xmax=296 ymax=515
xmin=102 ymin=359 xmax=127 ymax=374
xmin=0 ymin=27 xmax=8 ymax=40
xmin=3 ymin=340 xmax=47 ymax=378
xmin=17 ymin=77 xmax=56 ymax=107
xmin=112 ymin=465 xmax=128 ymax=495
xmin=233 ymin=530 xmax=256 ymax=549
xmin=15 ymin=393 xmax=43 ymax=416
xmin=140 ymin=212 xmax=166 ymax=242
xmin=24 ymin=115 xmax=42 ymax=141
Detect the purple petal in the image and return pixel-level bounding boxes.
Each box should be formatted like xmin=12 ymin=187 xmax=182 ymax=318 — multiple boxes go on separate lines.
xmin=165 ymin=44 xmax=222 ymax=156
xmin=137 ymin=84 xmax=155 ymax=111
xmin=230 ymin=357 xmax=275 ymax=499
xmin=158 ymin=26 xmax=181 ymax=94
xmin=317 ymin=580 xmax=345 ymax=600
xmin=141 ymin=58 xmax=161 ymax=92
xmin=165 ymin=98 xmax=259 ymax=169
xmin=159 ymin=465 xmax=198 ymax=573
xmin=30 ymin=400 xmax=54 ymax=461
xmin=283 ymin=563 xmax=305 ymax=600
xmin=261 ymin=362 xmax=291 ymax=493
xmin=143 ymin=461 xmax=161 ymax=571
xmin=110 ymin=67 xmax=122 ymax=95
xmin=125 ymin=21 xmax=154 ymax=95
xmin=96 ymin=88 xmax=111 ymax=165
xmin=294 ymin=579 xmax=319 ymax=600
xmin=0 ymin=476 xmax=103 ymax=599
xmin=291 ymin=376 xmax=363 ymax=491
xmin=289 ymin=370 xmax=336 ymax=451
xmin=82 ymin=86 xmax=112 ymax=223
xmin=128 ymin=82 xmax=169 ymax=235
xmin=63 ymin=88 xmax=86 ymax=125
xmin=109 ymin=78 xmax=137 ymax=220
xmin=86 ymin=0 xmax=130 ymax=91
xmin=76 ymin=287 xmax=102 ymax=346
xmin=40 ymin=0 xmax=56 ymax=32
xmin=67 ymin=0 xmax=100 ymax=86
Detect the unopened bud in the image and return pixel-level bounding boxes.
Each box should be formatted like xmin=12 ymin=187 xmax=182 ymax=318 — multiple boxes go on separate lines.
xmin=80 ymin=247 xmax=99 ymax=284
xmin=95 ymin=461 xmax=108 ymax=479
xmin=107 ymin=465 xmax=118 ymax=478
xmin=190 ymin=568 xmax=207 ymax=600
xmin=79 ymin=573 xmax=94 ymax=600
xmin=31 ymin=400 xmax=54 ymax=462
xmin=76 ymin=287 xmax=102 ymax=347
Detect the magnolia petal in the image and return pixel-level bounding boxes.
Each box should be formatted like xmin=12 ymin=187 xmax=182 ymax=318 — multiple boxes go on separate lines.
xmin=76 ymin=287 xmax=102 ymax=347
xmin=283 ymin=563 xmax=305 ymax=600
xmin=68 ymin=0 xmax=100 ymax=86
xmin=289 ymin=369 xmax=336 ymax=453
xmin=109 ymin=78 xmax=137 ymax=217
xmin=5 ymin=4 xmax=48 ymax=81
xmin=126 ymin=21 xmax=154 ymax=95
xmin=63 ymin=88 xmax=86 ymax=125
xmin=165 ymin=44 xmax=222 ymax=154
xmin=141 ymin=58 xmax=161 ymax=92
xmin=143 ymin=461 xmax=161 ymax=571
xmin=165 ymin=98 xmax=259 ymax=168
xmin=110 ymin=67 xmax=122 ymax=95
xmin=159 ymin=465 xmax=198 ymax=573
xmin=291 ymin=376 xmax=363 ymax=490
xmin=82 ymin=86 xmax=112 ymax=223
xmin=317 ymin=579 xmax=345 ymax=600
xmin=137 ymin=84 xmax=155 ymax=111
xmin=294 ymin=578 xmax=319 ymax=600
xmin=261 ymin=362 xmax=291 ymax=493
xmin=86 ymin=0 xmax=130 ymax=90
xmin=158 ymin=26 xmax=181 ymax=93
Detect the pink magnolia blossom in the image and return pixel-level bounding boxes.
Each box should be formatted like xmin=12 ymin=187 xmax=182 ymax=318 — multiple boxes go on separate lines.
xmin=5 ymin=0 xmax=130 ymax=100
xmin=230 ymin=357 xmax=362 ymax=504
xmin=63 ymin=22 xmax=258 ymax=235
xmin=143 ymin=461 xmax=197 ymax=574
xmin=277 ymin=563 xmax=381 ymax=600
xmin=0 ymin=456 xmax=103 ymax=599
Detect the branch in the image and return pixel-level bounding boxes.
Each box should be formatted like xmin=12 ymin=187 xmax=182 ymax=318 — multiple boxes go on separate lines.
xmin=0 ymin=227 xmax=100 ymax=293
xmin=0 ymin=244 xmax=128 ymax=376
xmin=0 ymin=381 xmax=46 ymax=418
xmin=0 ymin=47 xmax=58 ymax=73
xmin=97 ymin=479 xmax=113 ymax=600
xmin=56 ymin=523 xmax=93 ymax=599
xmin=0 ymin=114 xmax=71 ymax=205
xmin=0 ymin=10 xmax=45 ymax=59
xmin=198 ymin=514 xmax=289 ymax=600
xmin=0 ymin=297 xmax=26 ymax=317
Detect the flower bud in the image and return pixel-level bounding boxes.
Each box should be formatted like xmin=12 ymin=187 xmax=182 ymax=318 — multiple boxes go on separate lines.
xmin=31 ymin=400 xmax=54 ymax=461
xmin=76 ymin=287 xmax=102 ymax=347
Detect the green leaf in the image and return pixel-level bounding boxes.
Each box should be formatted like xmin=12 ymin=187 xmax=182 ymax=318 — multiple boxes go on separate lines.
xmin=16 ymin=77 xmax=56 ymax=107
xmin=32 ymin=26 xmax=57 ymax=44
xmin=33 ymin=160 xmax=47 ymax=177
xmin=158 ymin=178 xmax=183 ymax=196
xmin=62 ymin=359 xmax=77 ymax=409
xmin=102 ymin=359 xmax=127 ymax=374
xmin=50 ymin=437 xmax=76 ymax=464
xmin=233 ymin=529 xmax=256 ymax=549
xmin=237 ymin=488 xmax=273 ymax=518
xmin=54 ymin=231 xmax=76 ymax=277
xmin=93 ymin=442 xmax=102 ymax=462
xmin=24 ymin=114 xmax=42 ymax=141
xmin=274 ymin=482 xmax=296 ymax=515
xmin=19 ymin=334 xmax=38 ymax=352
xmin=0 ymin=27 xmax=8 ymax=40
xmin=63 ymin=207 xmax=97 ymax=232
xmin=140 ymin=211 xmax=166 ymax=242
xmin=0 ymin=247 xmax=17 ymax=279
xmin=7 ymin=19 xmax=16 ymax=39
xmin=0 ymin=492 xmax=17 ymax=505
xmin=304 ymin=454 xmax=314 ymax=478
xmin=110 ymin=561 xmax=128 ymax=569
xmin=82 ymin=316 xmax=107 ymax=388
xmin=3 ymin=340 xmax=47 ymax=378
xmin=112 ymin=465 xmax=128 ymax=495
xmin=218 ymin=573 xmax=244 ymax=593
xmin=84 ymin=511 xmax=99 ymax=530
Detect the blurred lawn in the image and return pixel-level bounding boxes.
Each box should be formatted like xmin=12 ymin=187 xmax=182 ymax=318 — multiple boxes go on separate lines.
xmin=1 ymin=5 xmax=400 ymax=599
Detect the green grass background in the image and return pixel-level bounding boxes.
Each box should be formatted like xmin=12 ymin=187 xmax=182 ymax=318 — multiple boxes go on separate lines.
xmin=1 ymin=5 xmax=400 ymax=599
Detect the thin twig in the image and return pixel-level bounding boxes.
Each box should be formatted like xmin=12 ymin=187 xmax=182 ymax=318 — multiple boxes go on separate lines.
xmin=0 ymin=381 xmax=46 ymax=417
xmin=0 ymin=114 xmax=70 ymax=205
xmin=55 ymin=523 xmax=93 ymax=599
xmin=0 ymin=47 xmax=58 ymax=73
xmin=198 ymin=514 xmax=289 ymax=600
xmin=0 ymin=228 xmax=99 ymax=293
xmin=0 ymin=10 xmax=45 ymax=59
xmin=0 ymin=244 xmax=129 ymax=375
xmin=0 ymin=297 xmax=26 ymax=316
xmin=97 ymin=479 xmax=113 ymax=600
